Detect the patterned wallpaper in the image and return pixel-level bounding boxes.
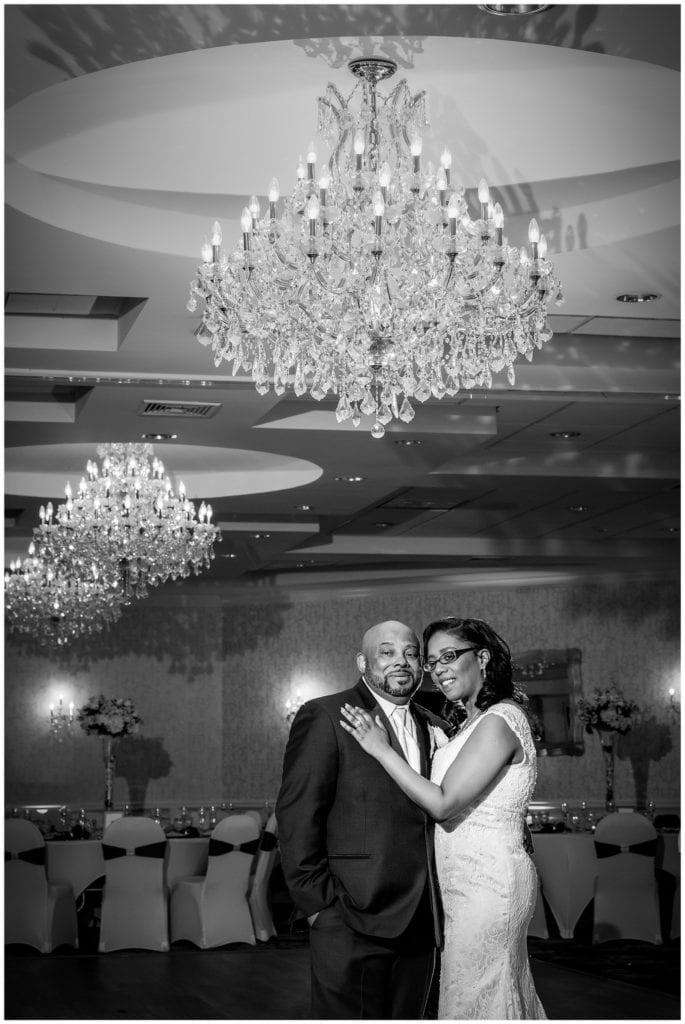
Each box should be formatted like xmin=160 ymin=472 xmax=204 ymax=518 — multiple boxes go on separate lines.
xmin=5 ymin=579 xmax=680 ymax=813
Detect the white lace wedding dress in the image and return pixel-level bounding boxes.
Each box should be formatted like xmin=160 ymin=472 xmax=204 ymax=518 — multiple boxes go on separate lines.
xmin=431 ymin=701 xmax=547 ymax=1020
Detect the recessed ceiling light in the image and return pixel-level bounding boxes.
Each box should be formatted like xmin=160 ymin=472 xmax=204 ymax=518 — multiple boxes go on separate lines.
xmin=394 ymin=439 xmax=423 ymax=446
xmin=294 ymin=504 xmax=313 ymax=511
xmin=663 ymin=395 xmax=680 ymax=401
xmin=374 ymin=522 xmax=391 ymax=529
xmin=550 ymin=431 xmax=581 ymax=439
xmin=221 ymin=553 xmax=237 ymax=559
xmin=479 ymin=4 xmax=552 ymax=14
xmin=335 ymin=476 xmax=366 ymax=482
xmin=568 ymin=505 xmax=590 ymax=512
xmin=141 ymin=433 xmax=177 ymax=441
xmin=663 ymin=526 xmax=679 ymax=534
xmin=616 ymin=293 xmax=660 ymax=303
xmin=251 ymin=532 xmax=271 ymax=539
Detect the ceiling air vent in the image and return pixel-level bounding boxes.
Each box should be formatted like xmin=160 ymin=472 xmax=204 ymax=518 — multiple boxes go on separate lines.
xmin=138 ymin=399 xmax=221 ymax=419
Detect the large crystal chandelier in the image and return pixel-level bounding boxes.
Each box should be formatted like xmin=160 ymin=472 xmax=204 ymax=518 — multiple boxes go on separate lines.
xmin=33 ymin=443 xmax=221 ymax=600
xmin=188 ymin=58 xmax=562 ymax=437
xmin=5 ymin=542 xmax=123 ymax=646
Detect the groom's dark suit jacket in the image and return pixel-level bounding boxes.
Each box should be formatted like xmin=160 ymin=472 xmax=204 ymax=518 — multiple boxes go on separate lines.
xmin=276 ymin=679 xmax=445 ymax=944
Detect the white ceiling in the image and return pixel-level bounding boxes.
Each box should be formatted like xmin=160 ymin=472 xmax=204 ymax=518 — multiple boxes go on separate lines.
xmin=4 ymin=3 xmax=681 ymax=598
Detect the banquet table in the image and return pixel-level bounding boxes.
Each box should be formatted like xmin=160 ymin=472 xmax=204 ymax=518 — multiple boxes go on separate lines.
xmin=531 ymin=831 xmax=680 ymax=939
xmin=46 ymin=837 xmax=210 ymax=898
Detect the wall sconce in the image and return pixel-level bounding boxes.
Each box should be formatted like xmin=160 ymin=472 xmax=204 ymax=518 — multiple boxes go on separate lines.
xmin=668 ymin=687 xmax=680 ymax=719
xmin=285 ymin=689 xmax=304 ymax=723
xmin=49 ymin=694 xmax=75 ymax=742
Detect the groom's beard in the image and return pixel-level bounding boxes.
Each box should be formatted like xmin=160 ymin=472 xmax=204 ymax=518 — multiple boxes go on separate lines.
xmin=364 ymin=668 xmax=422 ymax=699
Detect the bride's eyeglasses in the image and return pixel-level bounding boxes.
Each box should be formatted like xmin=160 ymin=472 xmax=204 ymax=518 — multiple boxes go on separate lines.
xmin=424 ymin=648 xmax=477 ymax=674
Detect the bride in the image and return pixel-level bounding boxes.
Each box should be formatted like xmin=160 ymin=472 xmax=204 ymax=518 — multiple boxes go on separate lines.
xmin=341 ymin=616 xmax=547 ymax=1020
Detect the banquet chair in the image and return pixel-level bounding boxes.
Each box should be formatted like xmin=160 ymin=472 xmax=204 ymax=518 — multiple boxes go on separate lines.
xmin=592 ymin=812 xmax=661 ymax=944
xmin=248 ymin=812 xmax=279 ymax=942
xmin=5 ymin=819 xmax=78 ymax=953
xmin=98 ymin=817 xmax=169 ymax=952
xmin=527 ymin=875 xmax=549 ymax=939
xmin=170 ymin=813 xmax=260 ymax=948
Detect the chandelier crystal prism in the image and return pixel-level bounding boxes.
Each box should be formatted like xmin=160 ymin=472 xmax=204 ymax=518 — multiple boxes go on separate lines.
xmin=188 ymin=58 xmax=563 ymax=438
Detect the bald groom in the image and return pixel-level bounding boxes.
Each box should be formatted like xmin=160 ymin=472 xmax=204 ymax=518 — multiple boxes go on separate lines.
xmin=276 ymin=620 xmax=446 ymax=1019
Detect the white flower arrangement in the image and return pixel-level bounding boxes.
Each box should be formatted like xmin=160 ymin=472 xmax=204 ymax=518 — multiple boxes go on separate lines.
xmin=76 ymin=694 xmax=142 ymax=738
xmin=576 ymin=686 xmax=640 ymax=736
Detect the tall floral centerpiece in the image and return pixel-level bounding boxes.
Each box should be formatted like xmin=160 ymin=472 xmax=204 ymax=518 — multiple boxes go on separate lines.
xmin=77 ymin=695 xmax=143 ymax=809
xmin=576 ymin=687 xmax=640 ymax=810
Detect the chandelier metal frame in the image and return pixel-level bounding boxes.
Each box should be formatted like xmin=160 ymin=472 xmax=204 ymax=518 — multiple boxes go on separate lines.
xmin=188 ymin=58 xmax=562 ymax=437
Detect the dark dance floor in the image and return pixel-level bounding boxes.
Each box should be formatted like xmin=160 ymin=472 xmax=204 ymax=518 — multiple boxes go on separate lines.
xmin=5 ymin=935 xmax=681 ymax=1020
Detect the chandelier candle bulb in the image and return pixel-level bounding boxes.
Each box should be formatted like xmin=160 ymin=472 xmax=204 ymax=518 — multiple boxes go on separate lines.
xmin=306 ymin=143 xmax=316 ymax=179
xmin=494 ymin=203 xmax=504 ymax=245
xmin=248 ymin=195 xmax=261 ymax=227
xmin=241 ymin=208 xmax=252 ymax=251
xmin=478 ymin=178 xmax=490 ymax=218
xmin=354 ymin=132 xmax=365 ymax=171
xmin=268 ymin=178 xmax=279 ymax=219
xmin=296 ymin=155 xmax=305 ymax=181
xmin=410 ymin=134 xmax=422 ymax=173
xmin=440 ymin=146 xmax=452 ymax=186
xmin=318 ymin=169 xmax=330 ymax=206
xmin=436 ymin=167 xmax=447 ymax=207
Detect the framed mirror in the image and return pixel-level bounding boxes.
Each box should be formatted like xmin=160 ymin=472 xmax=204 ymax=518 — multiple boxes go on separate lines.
xmin=512 ymin=648 xmax=585 ymax=756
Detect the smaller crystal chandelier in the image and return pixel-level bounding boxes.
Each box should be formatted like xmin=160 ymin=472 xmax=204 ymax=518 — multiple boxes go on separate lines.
xmin=188 ymin=58 xmax=562 ymax=437
xmin=48 ymin=694 xmax=75 ymax=742
xmin=33 ymin=443 xmax=221 ymax=601
xmin=5 ymin=542 xmax=123 ymax=645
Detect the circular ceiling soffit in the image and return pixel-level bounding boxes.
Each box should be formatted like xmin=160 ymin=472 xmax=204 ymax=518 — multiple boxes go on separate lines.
xmin=5 ymin=443 xmax=322 ymax=499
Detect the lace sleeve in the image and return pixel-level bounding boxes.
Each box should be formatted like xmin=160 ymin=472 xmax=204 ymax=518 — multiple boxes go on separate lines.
xmin=485 ymin=703 xmax=536 ymax=764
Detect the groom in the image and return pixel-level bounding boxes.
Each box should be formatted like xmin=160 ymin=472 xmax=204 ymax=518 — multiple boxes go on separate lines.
xmin=276 ymin=619 xmax=447 ymax=1019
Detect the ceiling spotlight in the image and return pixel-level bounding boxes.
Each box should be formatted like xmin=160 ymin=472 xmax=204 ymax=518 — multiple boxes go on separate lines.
xmin=394 ymin=439 xmax=423 ymax=446
xmin=294 ymin=504 xmax=313 ymax=511
xmin=335 ymin=476 xmax=366 ymax=482
xmin=479 ymin=4 xmax=552 ymax=14
xmin=222 ymin=552 xmax=237 ymax=558
xmin=616 ymin=293 xmax=660 ymax=303
xmin=374 ymin=522 xmax=391 ymax=529
xmin=141 ymin=433 xmax=178 ymax=441
xmin=251 ymin=532 xmax=271 ymax=539
xmin=550 ymin=431 xmax=581 ymax=439
xmin=568 ymin=505 xmax=590 ymax=512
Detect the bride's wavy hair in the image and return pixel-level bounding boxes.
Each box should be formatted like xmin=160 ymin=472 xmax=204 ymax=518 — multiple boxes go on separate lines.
xmin=422 ymin=617 xmax=528 ymax=733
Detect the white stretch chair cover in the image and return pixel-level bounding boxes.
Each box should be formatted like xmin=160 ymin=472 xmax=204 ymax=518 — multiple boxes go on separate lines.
xmin=248 ymin=812 xmax=279 ymax=942
xmin=5 ymin=819 xmax=78 ymax=953
xmin=670 ymin=830 xmax=680 ymax=939
xmin=592 ymin=812 xmax=661 ymax=944
xmin=527 ymin=874 xmax=548 ymax=939
xmin=98 ymin=817 xmax=169 ymax=952
xmin=244 ymin=809 xmax=264 ymax=828
xmin=170 ymin=813 xmax=259 ymax=948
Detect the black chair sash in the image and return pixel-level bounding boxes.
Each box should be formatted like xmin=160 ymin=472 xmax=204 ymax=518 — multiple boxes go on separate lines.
xmin=5 ymin=846 xmax=46 ymax=866
xmin=208 ymin=837 xmax=260 ymax=857
xmin=594 ymin=838 xmax=658 ymax=859
xmin=102 ymin=840 xmax=167 ymax=860
xmin=259 ymin=830 xmax=278 ymax=852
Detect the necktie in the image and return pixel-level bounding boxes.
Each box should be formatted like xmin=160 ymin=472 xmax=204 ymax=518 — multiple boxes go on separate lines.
xmin=394 ymin=706 xmax=421 ymax=772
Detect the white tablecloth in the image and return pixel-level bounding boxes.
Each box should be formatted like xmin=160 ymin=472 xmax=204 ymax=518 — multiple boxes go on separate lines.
xmin=531 ymin=831 xmax=679 ymax=938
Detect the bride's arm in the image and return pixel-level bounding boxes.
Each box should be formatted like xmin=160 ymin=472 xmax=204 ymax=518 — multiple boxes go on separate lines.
xmin=340 ymin=704 xmax=519 ymax=822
